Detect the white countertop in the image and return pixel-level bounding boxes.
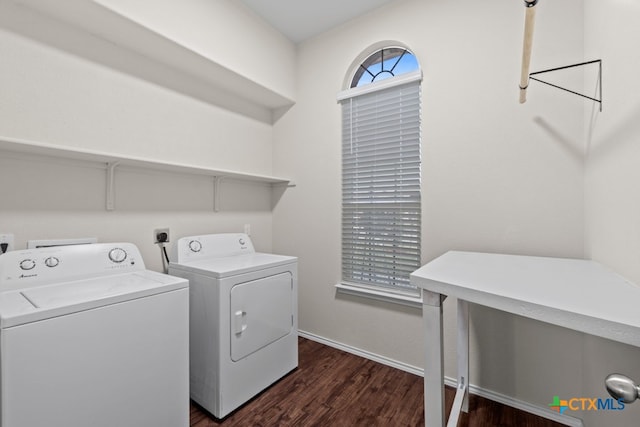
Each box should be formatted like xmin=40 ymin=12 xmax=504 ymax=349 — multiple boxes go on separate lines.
xmin=411 ymin=251 xmax=640 ymax=347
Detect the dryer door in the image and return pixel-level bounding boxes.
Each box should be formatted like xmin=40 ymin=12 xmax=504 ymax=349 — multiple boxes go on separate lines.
xmin=230 ymin=272 xmax=294 ymax=362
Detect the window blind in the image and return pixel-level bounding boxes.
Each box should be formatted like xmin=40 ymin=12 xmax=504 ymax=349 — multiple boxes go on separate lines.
xmin=341 ymin=79 xmax=421 ymax=291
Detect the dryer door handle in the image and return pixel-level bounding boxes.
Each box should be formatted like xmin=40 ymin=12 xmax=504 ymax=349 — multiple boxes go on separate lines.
xmin=234 ymin=310 xmax=248 ymax=335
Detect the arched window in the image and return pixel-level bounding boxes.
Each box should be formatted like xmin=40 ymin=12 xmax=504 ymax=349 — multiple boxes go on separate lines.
xmin=350 ymin=47 xmax=419 ymax=88
xmin=337 ymin=45 xmax=422 ymax=300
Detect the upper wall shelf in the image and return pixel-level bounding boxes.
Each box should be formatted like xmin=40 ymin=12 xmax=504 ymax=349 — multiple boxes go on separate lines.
xmin=0 ymin=136 xmax=294 ymax=211
xmin=0 ymin=0 xmax=295 ymax=123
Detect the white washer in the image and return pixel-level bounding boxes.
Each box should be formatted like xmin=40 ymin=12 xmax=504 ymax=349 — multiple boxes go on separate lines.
xmin=0 ymin=243 xmax=189 ymax=427
xmin=169 ymin=233 xmax=298 ymax=419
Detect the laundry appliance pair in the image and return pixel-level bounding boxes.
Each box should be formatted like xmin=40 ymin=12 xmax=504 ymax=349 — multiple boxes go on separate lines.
xmin=0 ymin=233 xmax=297 ymax=426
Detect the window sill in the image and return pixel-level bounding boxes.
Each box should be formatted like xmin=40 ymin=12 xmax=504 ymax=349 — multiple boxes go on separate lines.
xmin=335 ymin=282 xmax=423 ymax=309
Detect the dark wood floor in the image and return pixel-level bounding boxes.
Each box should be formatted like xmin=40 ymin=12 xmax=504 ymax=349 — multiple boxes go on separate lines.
xmin=190 ymin=337 xmax=565 ymax=427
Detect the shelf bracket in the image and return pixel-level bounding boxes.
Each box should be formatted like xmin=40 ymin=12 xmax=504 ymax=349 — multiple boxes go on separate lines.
xmin=106 ymin=161 xmax=120 ymax=211
xmin=213 ymin=176 xmax=223 ymax=212
xmin=528 ymin=59 xmax=602 ymax=111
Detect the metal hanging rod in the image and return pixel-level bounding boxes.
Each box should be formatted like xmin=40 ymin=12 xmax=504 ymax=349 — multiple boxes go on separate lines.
xmin=528 ymin=59 xmax=603 ymax=111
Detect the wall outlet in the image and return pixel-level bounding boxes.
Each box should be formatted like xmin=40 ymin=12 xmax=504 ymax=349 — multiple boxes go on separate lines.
xmin=244 ymin=223 xmax=251 ymax=236
xmin=0 ymin=233 xmax=15 ymax=254
xmin=154 ymin=228 xmax=170 ymax=244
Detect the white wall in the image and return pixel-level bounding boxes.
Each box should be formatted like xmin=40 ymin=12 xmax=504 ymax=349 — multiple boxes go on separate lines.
xmin=273 ymin=0 xmax=593 ymax=420
xmin=584 ymin=1 xmax=640 ymax=289
xmin=582 ymin=1 xmax=640 ymax=426
xmin=0 ymin=0 xmax=295 ymax=270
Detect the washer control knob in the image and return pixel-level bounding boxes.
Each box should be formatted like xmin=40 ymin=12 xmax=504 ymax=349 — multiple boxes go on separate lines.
xmin=19 ymin=259 xmax=36 ymax=270
xmin=188 ymin=240 xmax=202 ymax=253
xmin=108 ymin=248 xmax=127 ymax=263
xmin=44 ymin=257 xmax=60 ymax=268
xmin=239 ymin=238 xmax=246 ymax=246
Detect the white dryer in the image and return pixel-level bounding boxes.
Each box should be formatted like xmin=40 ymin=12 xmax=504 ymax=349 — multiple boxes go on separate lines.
xmin=0 ymin=243 xmax=189 ymax=427
xmin=169 ymin=233 xmax=298 ymax=419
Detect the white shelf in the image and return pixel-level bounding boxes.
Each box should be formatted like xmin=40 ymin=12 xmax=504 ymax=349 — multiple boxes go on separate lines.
xmin=0 ymin=136 xmax=294 ymax=211
xmin=0 ymin=0 xmax=295 ymax=123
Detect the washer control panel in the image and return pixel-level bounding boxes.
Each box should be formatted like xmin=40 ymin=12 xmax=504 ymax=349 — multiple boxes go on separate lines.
xmin=0 ymin=243 xmax=144 ymax=291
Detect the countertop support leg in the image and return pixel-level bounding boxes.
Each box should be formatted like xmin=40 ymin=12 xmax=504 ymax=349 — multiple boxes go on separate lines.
xmin=423 ymin=289 xmax=446 ymax=427
xmin=447 ymin=299 xmax=470 ymax=427
xmin=457 ymin=299 xmax=469 ymax=413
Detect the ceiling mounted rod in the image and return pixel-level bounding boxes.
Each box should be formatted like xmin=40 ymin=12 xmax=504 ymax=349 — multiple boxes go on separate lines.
xmin=519 ymin=0 xmax=539 ymax=104
xmin=529 ymin=59 xmax=603 ymax=111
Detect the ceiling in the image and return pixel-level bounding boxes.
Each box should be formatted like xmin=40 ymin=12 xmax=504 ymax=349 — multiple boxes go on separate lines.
xmin=239 ymin=0 xmax=398 ymax=43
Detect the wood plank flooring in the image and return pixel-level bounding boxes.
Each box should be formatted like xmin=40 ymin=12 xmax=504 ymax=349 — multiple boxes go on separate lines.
xmin=190 ymin=337 xmax=566 ymax=427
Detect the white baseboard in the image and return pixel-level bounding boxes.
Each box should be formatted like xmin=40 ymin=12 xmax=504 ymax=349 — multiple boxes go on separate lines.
xmin=462 ymin=382 xmax=584 ymax=427
xmin=298 ymin=329 xmax=424 ymax=376
xmin=298 ymin=330 xmax=583 ymax=427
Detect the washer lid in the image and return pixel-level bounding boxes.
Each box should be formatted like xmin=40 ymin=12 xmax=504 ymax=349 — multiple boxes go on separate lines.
xmin=0 ymin=270 xmax=187 ymax=328
xmin=170 ymin=252 xmax=296 ymax=278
